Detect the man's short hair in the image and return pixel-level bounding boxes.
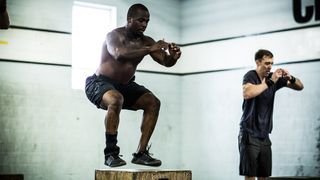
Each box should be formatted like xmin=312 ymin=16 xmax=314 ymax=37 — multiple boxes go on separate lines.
xmin=127 ymin=3 xmax=149 ymax=18
xmin=255 ymin=49 xmax=273 ymax=61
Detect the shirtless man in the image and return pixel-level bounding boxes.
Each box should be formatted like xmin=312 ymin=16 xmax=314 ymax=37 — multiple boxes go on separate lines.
xmin=0 ymin=0 xmax=10 ymax=29
xmin=85 ymin=3 xmax=181 ymax=167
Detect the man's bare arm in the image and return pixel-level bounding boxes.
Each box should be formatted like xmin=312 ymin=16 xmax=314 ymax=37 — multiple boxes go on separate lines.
xmin=106 ymin=30 xmax=167 ymax=63
xmin=243 ymin=69 xmax=284 ymax=99
xmin=281 ymin=69 xmax=304 ymax=90
xmin=243 ymin=82 xmax=269 ymax=100
xmin=106 ymin=31 xmax=149 ymax=62
xmin=150 ymin=42 xmax=181 ymax=67
xmin=285 ymin=76 xmax=304 ymax=90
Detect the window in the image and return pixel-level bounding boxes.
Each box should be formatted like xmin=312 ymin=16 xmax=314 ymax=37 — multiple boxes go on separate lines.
xmin=72 ymin=1 xmax=116 ymax=89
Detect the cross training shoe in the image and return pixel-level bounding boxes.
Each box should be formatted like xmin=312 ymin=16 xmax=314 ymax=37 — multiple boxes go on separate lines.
xmin=131 ymin=148 xmax=162 ymax=167
xmin=105 ymin=154 xmax=126 ymax=167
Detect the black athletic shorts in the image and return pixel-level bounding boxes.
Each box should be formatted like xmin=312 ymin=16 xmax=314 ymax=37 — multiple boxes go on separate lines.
xmin=238 ymin=131 xmax=272 ymax=177
xmin=85 ymin=74 xmax=150 ymax=110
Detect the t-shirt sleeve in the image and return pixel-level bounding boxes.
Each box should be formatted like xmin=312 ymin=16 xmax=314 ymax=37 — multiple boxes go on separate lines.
xmin=275 ymin=77 xmax=288 ymax=91
xmin=243 ymin=71 xmax=256 ymax=85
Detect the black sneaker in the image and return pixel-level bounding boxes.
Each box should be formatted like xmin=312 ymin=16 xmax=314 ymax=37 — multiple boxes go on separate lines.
xmin=131 ymin=149 xmax=162 ymax=167
xmin=104 ymin=154 xmax=126 ymax=167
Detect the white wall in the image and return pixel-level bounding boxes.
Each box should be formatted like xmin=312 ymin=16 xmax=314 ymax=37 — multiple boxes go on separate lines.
xmin=180 ymin=0 xmax=317 ymax=44
xmin=1 ymin=0 xmax=320 ymax=179
xmin=0 ymin=29 xmax=71 ymax=65
xmin=7 ymin=0 xmax=180 ymax=42
xmin=272 ymin=62 xmax=320 ymax=176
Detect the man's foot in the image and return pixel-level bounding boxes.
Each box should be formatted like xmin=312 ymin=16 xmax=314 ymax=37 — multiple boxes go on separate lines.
xmin=131 ymin=150 xmax=162 ymax=167
xmin=104 ymin=155 xmax=126 ymax=167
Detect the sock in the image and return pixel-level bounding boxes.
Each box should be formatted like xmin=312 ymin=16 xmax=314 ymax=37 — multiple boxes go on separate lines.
xmin=104 ymin=132 xmax=120 ymax=156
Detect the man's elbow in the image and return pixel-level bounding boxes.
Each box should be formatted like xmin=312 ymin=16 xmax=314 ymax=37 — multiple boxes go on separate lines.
xmin=243 ymin=92 xmax=253 ymax=100
xmin=243 ymin=85 xmax=253 ymax=99
xmin=297 ymin=84 xmax=304 ymax=91
xmin=292 ymin=82 xmax=304 ymax=91
xmin=164 ymin=62 xmax=175 ymax=67
xmin=163 ymin=59 xmax=177 ymax=67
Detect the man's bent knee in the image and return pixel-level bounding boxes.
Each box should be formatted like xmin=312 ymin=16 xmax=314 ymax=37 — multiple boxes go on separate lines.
xmin=133 ymin=92 xmax=161 ymax=111
xmin=145 ymin=93 xmax=161 ymax=111
xmin=101 ymin=90 xmax=124 ymax=109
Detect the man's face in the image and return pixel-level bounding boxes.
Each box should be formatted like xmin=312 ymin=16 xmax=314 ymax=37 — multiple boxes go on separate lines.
xmin=128 ymin=9 xmax=150 ymax=36
xmin=256 ymin=56 xmax=274 ymax=76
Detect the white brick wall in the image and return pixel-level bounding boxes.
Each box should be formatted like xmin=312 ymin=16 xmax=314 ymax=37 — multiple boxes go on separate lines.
xmin=1 ymin=0 xmax=320 ymax=179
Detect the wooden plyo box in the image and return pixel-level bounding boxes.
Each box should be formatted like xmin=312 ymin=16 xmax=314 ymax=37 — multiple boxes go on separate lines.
xmin=95 ymin=169 xmax=192 ymax=180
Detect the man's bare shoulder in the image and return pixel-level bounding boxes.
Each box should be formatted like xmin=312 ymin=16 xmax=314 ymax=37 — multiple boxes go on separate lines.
xmin=141 ymin=35 xmax=155 ymax=45
xmin=106 ymin=27 xmax=126 ymax=42
xmin=108 ymin=27 xmax=125 ymax=36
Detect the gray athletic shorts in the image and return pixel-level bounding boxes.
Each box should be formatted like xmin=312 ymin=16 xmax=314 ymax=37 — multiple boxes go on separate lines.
xmin=85 ymin=74 xmax=150 ymax=110
xmin=238 ymin=131 xmax=272 ymax=177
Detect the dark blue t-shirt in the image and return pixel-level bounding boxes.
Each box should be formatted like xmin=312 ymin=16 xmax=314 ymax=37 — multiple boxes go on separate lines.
xmin=240 ymin=70 xmax=287 ymax=138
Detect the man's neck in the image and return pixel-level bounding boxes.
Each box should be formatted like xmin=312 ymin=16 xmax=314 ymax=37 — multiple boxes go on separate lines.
xmin=255 ymin=69 xmax=265 ymax=81
xmin=125 ymin=27 xmax=142 ymax=41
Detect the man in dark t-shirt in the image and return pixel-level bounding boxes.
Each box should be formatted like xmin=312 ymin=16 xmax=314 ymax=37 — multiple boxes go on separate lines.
xmin=238 ymin=49 xmax=304 ymax=180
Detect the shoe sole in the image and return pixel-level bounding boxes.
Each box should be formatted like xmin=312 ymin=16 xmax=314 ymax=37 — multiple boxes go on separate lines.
xmin=131 ymin=160 xmax=161 ymax=167
xmin=105 ymin=161 xmax=127 ymax=167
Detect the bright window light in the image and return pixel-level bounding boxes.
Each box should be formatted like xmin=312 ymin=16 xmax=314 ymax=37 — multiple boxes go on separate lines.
xmin=72 ymin=1 xmax=116 ymax=90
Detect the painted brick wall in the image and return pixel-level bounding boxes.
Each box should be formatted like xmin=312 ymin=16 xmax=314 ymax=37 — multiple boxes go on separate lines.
xmin=0 ymin=62 xmax=182 ymax=180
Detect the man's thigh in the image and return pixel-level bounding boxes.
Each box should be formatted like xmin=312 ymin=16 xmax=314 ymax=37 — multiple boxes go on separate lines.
xmin=239 ymin=133 xmax=272 ymax=177
xmin=257 ymin=137 xmax=272 ymax=177
xmin=118 ymin=81 xmax=151 ymax=110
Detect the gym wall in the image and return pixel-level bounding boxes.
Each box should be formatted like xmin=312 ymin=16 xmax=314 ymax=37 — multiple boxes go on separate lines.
xmin=0 ymin=0 xmax=319 ymax=180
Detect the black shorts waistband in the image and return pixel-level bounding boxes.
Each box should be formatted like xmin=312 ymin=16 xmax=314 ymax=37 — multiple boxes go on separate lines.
xmin=93 ymin=74 xmax=136 ymax=84
xmin=93 ymin=74 xmax=116 ymax=83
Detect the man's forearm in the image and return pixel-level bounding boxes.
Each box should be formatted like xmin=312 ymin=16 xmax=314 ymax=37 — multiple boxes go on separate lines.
xmin=114 ymin=46 xmax=150 ymax=62
xmin=243 ymin=83 xmax=268 ymax=99
xmin=287 ymin=76 xmax=304 ymax=90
